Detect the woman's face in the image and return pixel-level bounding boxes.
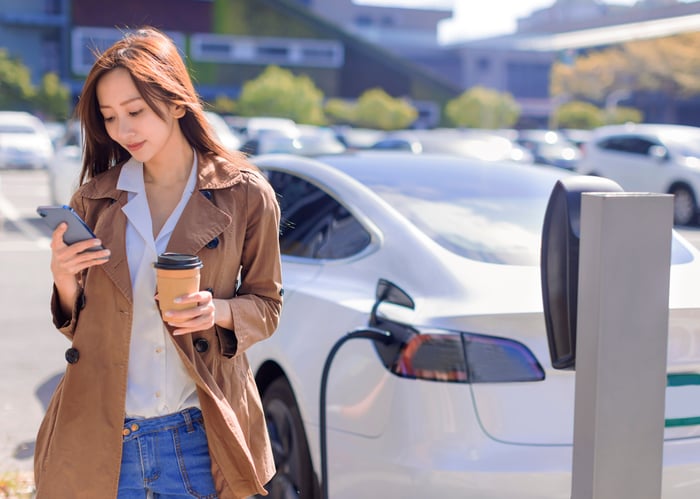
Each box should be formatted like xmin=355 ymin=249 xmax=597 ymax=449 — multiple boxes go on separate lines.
xmin=96 ymin=67 xmax=183 ymax=165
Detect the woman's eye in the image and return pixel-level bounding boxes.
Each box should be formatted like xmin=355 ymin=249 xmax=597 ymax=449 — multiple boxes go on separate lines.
xmin=129 ymin=109 xmax=143 ymax=117
xmin=103 ymin=116 xmax=114 ymax=123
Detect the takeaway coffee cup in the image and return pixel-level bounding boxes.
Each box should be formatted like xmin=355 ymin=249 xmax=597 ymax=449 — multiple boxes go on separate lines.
xmin=154 ymin=253 xmax=203 ymax=314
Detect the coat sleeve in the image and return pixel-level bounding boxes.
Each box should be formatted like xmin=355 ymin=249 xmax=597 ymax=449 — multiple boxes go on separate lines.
xmin=49 ymin=193 xmax=88 ymax=340
xmin=216 ymin=170 xmax=283 ymax=358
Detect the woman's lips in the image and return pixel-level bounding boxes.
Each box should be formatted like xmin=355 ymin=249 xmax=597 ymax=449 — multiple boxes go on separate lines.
xmin=126 ymin=141 xmax=145 ymax=152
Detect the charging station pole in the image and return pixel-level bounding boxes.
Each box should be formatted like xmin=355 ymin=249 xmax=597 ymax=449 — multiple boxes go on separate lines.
xmin=572 ymin=193 xmax=673 ymax=499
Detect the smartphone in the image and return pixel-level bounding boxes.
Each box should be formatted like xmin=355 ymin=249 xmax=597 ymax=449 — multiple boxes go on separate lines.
xmin=36 ymin=205 xmax=105 ymax=252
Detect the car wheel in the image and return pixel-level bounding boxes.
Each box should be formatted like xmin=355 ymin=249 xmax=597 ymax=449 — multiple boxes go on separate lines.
xmin=671 ymin=185 xmax=697 ymax=226
xmin=255 ymin=377 xmax=319 ymax=499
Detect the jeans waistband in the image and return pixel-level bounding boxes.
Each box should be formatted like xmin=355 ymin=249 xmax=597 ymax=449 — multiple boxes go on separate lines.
xmin=123 ymin=407 xmax=203 ymax=441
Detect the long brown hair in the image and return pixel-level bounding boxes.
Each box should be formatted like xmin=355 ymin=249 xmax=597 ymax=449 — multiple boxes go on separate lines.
xmin=76 ymin=26 xmax=244 ymax=184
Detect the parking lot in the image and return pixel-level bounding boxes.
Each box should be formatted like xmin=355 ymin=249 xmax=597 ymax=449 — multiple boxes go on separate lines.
xmin=2 ymin=167 xmax=700 ymax=491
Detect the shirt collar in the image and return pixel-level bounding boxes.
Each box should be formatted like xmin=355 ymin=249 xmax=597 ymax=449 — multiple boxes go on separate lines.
xmin=116 ymin=157 xmax=145 ymax=194
xmin=116 ymin=154 xmax=198 ymax=196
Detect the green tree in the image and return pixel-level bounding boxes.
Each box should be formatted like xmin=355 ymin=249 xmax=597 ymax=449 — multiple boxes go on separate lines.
xmin=445 ymin=86 xmax=520 ymax=129
xmin=353 ymin=88 xmax=417 ymax=130
xmin=236 ymin=65 xmax=326 ymax=125
xmin=324 ymin=98 xmax=356 ymax=125
xmin=551 ymin=33 xmax=700 ymax=121
xmin=33 ymin=72 xmax=70 ymax=121
xmin=553 ymin=101 xmax=604 ymax=129
xmin=211 ymin=94 xmax=237 ymax=115
xmin=0 ymin=48 xmax=35 ymax=110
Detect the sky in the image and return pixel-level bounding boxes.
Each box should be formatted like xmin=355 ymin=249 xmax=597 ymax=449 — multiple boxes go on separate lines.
xmin=354 ymin=0 xmax=644 ymax=43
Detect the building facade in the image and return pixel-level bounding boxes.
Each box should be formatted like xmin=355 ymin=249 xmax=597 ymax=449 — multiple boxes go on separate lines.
xmin=301 ymin=0 xmax=461 ymax=86
xmin=4 ymin=0 xmax=700 ymax=127
xmin=0 ymin=0 xmax=461 ymax=126
xmin=451 ymin=0 xmax=700 ymax=126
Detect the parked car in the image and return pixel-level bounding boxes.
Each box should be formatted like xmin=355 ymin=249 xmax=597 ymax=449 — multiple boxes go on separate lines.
xmin=575 ymin=123 xmax=700 ymax=226
xmin=515 ymin=129 xmax=581 ymax=170
xmin=240 ymin=126 xmax=346 ymax=157
xmin=226 ymin=115 xmax=299 ymax=140
xmin=559 ymin=128 xmax=592 ymax=151
xmin=369 ymin=129 xmax=534 ymax=164
xmin=48 ymin=121 xmax=82 ymax=205
xmin=247 ymin=151 xmax=700 ymax=499
xmin=0 ymin=111 xmax=54 ymax=170
xmin=203 ymin=111 xmax=242 ymax=152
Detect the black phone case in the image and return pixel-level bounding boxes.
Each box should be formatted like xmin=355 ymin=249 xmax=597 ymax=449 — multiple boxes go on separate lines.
xmin=36 ymin=205 xmax=104 ymax=251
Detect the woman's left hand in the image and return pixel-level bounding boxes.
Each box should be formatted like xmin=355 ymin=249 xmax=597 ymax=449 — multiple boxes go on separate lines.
xmin=162 ymin=290 xmax=216 ymax=336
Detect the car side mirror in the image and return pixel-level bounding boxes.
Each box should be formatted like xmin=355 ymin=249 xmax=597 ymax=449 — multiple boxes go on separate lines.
xmin=540 ymin=176 xmax=623 ymax=370
xmin=649 ymin=145 xmax=669 ymax=162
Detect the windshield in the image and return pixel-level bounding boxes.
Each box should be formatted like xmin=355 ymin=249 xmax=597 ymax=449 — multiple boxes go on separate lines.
xmin=333 ymin=156 xmax=559 ymax=265
xmin=327 ymin=154 xmax=694 ymax=266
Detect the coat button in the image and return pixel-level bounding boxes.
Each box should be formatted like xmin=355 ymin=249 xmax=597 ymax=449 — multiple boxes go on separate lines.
xmin=200 ymin=190 xmax=213 ymax=201
xmin=65 ymin=347 xmax=80 ymax=364
xmin=194 ymin=338 xmax=209 ymax=353
xmin=206 ymin=237 xmax=219 ymax=249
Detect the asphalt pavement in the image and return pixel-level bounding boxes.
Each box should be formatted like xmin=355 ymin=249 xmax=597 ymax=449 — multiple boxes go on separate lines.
xmin=0 ymin=170 xmax=65 ymax=478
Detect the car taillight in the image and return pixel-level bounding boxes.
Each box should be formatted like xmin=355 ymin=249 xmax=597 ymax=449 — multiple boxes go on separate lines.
xmin=373 ymin=326 xmax=545 ymax=384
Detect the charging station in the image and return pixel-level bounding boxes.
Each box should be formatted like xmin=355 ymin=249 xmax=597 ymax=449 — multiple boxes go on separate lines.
xmin=541 ymin=177 xmax=674 ymax=499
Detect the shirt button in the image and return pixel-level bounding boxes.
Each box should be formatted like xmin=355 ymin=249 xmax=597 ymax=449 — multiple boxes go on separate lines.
xmin=155 ymin=347 xmax=163 ymax=354
xmin=155 ymin=391 xmax=161 ymax=398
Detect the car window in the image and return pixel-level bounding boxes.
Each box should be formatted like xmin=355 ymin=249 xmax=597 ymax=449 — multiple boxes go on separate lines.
xmin=372 ymin=139 xmax=413 ymax=151
xmin=597 ymin=136 xmax=657 ymax=156
xmin=264 ymin=170 xmax=371 ymax=259
xmin=0 ymin=124 xmax=37 ymax=134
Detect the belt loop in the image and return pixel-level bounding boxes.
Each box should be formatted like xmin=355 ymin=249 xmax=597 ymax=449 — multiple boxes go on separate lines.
xmin=182 ymin=408 xmax=195 ymax=433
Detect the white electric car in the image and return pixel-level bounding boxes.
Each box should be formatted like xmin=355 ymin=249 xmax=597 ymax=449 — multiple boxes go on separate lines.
xmin=245 ymin=151 xmax=700 ymax=499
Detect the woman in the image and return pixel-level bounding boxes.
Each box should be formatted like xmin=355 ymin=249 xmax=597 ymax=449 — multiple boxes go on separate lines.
xmin=35 ymin=27 xmax=283 ymax=499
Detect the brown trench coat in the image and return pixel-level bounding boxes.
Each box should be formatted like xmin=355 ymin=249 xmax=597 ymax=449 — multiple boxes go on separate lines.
xmin=33 ymin=154 xmax=283 ymax=499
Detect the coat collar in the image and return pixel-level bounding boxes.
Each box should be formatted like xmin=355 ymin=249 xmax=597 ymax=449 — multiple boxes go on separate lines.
xmin=81 ymin=153 xmax=246 ymax=201
xmin=82 ymin=153 xmax=239 ymax=304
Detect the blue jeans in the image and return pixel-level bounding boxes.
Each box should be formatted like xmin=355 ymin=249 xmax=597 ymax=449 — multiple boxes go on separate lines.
xmin=118 ymin=407 xmax=218 ymax=498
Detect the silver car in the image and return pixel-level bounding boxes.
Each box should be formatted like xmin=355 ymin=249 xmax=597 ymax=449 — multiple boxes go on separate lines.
xmin=576 ymin=123 xmax=700 ymax=225
xmin=0 ymin=111 xmax=54 ymax=170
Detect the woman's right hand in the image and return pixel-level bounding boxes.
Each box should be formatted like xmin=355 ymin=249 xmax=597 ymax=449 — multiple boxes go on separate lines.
xmin=50 ymin=223 xmax=110 ymax=313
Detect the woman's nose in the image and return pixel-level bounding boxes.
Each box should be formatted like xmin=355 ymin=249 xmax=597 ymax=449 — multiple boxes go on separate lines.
xmin=116 ymin=118 xmax=134 ymax=140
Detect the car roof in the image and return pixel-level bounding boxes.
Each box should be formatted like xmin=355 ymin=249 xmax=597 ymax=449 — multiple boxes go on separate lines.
xmin=0 ymin=111 xmax=44 ymax=126
xmin=306 ymin=151 xmax=568 ymax=191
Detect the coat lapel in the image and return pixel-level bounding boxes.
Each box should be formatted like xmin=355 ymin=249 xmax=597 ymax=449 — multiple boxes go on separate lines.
xmin=92 ymin=191 xmax=133 ymax=303
xmin=166 ymin=188 xmax=232 ymax=255
xmin=84 ymin=154 xmax=240 ymax=299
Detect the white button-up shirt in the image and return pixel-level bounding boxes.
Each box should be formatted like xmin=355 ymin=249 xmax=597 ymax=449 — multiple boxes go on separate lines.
xmin=117 ymin=156 xmax=199 ymax=418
